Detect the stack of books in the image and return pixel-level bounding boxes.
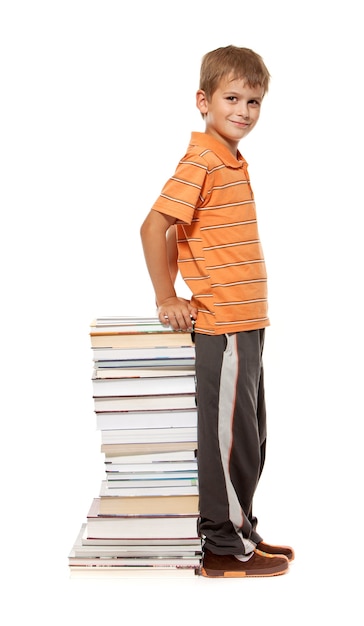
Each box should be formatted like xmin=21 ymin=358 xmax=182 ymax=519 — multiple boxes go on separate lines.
xmin=69 ymin=316 xmax=202 ymax=578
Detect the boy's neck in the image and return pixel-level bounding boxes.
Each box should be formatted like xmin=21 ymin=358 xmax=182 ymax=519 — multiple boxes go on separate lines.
xmin=203 ymin=128 xmax=240 ymax=158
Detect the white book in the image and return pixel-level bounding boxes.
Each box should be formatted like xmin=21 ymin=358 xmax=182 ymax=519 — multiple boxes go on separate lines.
xmin=94 ymin=366 xmax=195 ymax=379
xmin=96 ymin=409 xmax=197 ymax=431
xmin=105 ymin=476 xmax=198 ymax=487
xmin=101 ymin=481 xmax=199 ymax=497
xmin=92 ymin=374 xmax=196 ymax=397
xmin=94 ymin=394 xmax=196 ymax=412
xmin=107 ymin=471 xmax=198 ymax=481
xmin=100 ymin=427 xmax=197 ymax=444
xmin=95 ymin=358 xmax=195 ymax=369
xmin=82 ymin=531 xmax=202 ymax=547
xmin=104 ymin=449 xmax=197 ymax=463
xmin=92 ymin=346 xmax=195 ymax=361
xmin=76 ymin=525 xmax=201 ymax=556
xmin=105 ymin=460 xmax=197 ymax=473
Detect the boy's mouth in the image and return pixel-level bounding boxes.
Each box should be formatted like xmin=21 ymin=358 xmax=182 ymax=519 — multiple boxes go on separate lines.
xmin=230 ymin=120 xmax=250 ymax=128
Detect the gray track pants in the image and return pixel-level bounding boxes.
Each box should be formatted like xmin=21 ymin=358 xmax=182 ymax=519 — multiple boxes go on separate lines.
xmin=194 ymin=329 xmax=266 ymax=555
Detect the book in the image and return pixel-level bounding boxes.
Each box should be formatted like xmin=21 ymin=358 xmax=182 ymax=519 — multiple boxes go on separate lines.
xmin=90 ymin=316 xmax=195 ymax=336
xmin=91 ymin=319 xmax=171 ymax=332
xmin=105 ymin=459 xmax=197 ymax=473
xmin=70 ymin=556 xmax=200 ymax=567
xmin=104 ymin=476 xmax=198 ymax=488
xmin=104 ymin=449 xmax=197 ymax=463
xmin=92 ymin=316 xmax=168 ymax=323
xmin=92 ymin=373 xmax=196 ymax=397
xmin=94 ymin=394 xmax=197 ymax=412
xmin=81 ymin=532 xmax=202 ymax=547
xmin=92 ymin=345 xmax=195 ymax=363
xmin=95 ymin=358 xmax=196 ymax=369
xmin=86 ymin=498 xmax=200 ymax=539
xmin=98 ymin=492 xmax=199 ymax=516
xmin=69 ymin=567 xmax=199 ymax=579
xmin=100 ymin=427 xmax=197 ymax=444
xmin=97 ymin=409 xmax=197 ymax=431
xmin=91 ymin=317 xmax=174 ymax=330
xmin=103 ymin=488 xmax=199 ymax=497
xmin=102 ymin=484 xmax=199 ymax=497
xmin=76 ymin=524 xmax=201 ymax=556
xmin=90 ymin=332 xmax=194 ymax=349
xmin=94 ymin=366 xmax=195 ymax=378
xmin=101 ymin=441 xmax=197 ymax=456
xmin=106 ymin=471 xmax=197 ymax=481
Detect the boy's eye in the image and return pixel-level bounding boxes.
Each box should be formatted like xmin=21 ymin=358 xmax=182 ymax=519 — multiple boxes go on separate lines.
xmin=248 ymin=100 xmax=261 ymax=107
xmin=226 ymin=96 xmax=238 ymax=102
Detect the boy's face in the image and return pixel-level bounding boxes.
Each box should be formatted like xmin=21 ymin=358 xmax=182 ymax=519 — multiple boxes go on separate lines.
xmin=196 ymin=76 xmax=264 ymax=155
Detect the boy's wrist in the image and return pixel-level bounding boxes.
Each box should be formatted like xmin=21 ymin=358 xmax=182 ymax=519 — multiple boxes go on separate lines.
xmin=156 ymin=294 xmax=177 ymax=307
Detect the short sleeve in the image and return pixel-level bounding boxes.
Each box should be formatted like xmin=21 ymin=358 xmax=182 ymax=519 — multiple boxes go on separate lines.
xmin=151 ymin=156 xmax=208 ymax=224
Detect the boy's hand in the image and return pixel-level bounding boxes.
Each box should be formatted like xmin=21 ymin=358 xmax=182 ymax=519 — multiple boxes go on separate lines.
xmin=157 ymin=297 xmax=197 ymax=332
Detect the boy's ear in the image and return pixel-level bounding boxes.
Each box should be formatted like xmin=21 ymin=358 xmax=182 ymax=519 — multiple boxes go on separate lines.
xmin=196 ymin=89 xmax=209 ymax=116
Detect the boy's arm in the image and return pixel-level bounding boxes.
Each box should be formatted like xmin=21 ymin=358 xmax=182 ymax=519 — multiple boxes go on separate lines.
xmin=166 ymin=224 xmax=178 ymax=285
xmin=140 ymin=210 xmax=197 ymax=332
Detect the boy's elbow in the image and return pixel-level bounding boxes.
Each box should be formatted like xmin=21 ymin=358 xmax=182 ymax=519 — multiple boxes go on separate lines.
xmin=140 ymin=210 xmax=174 ymax=243
xmin=140 ymin=216 xmax=151 ymax=242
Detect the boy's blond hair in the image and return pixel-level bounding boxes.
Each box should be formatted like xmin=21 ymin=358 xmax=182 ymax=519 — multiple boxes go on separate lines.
xmin=199 ymin=45 xmax=270 ymax=100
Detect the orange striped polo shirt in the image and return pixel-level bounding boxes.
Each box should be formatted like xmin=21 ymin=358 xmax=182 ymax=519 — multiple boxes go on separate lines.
xmin=152 ymin=132 xmax=269 ymax=335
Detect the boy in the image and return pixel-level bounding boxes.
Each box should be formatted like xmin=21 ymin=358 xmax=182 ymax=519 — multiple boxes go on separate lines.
xmin=140 ymin=45 xmax=293 ymax=577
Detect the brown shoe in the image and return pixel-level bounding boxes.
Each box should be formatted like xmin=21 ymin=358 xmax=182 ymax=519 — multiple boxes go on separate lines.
xmin=201 ymin=548 xmax=289 ymax=578
xmin=255 ymin=541 xmax=295 ymax=562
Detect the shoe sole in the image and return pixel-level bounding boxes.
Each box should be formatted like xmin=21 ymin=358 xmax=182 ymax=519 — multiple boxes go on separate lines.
xmin=200 ymin=565 xmax=289 ymax=578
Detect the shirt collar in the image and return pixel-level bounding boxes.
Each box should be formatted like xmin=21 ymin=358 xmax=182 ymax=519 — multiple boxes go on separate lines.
xmin=189 ymin=132 xmax=246 ymax=169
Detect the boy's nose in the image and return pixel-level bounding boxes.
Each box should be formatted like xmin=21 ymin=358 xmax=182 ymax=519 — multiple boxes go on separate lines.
xmin=239 ymin=104 xmax=249 ymax=119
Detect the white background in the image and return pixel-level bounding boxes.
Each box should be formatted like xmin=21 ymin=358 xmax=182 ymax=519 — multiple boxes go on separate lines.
xmin=1 ymin=1 xmax=363 ymax=623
